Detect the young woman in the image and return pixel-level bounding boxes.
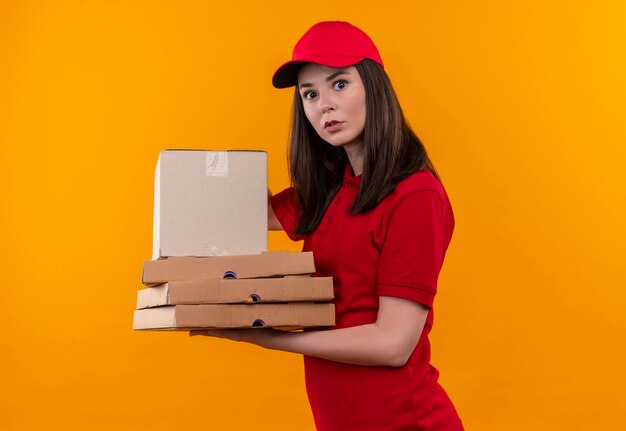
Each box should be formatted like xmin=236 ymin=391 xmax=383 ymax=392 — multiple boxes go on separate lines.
xmin=191 ymin=21 xmax=464 ymax=430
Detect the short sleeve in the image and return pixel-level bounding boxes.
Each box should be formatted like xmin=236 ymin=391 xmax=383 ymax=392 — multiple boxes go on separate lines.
xmin=270 ymin=187 xmax=306 ymax=242
xmin=377 ymin=190 xmax=454 ymax=309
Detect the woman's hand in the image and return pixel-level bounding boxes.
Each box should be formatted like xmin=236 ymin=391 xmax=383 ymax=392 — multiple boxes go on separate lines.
xmin=268 ymin=189 xmax=283 ymax=231
xmin=189 ymin=328 xmax=243 ymax=341
xmin=189 ymin=328 xmax=277 ymax=347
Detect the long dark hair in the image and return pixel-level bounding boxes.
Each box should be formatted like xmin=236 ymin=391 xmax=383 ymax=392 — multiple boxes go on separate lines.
xmin=288 ymin=59 xmax=439 ymax=235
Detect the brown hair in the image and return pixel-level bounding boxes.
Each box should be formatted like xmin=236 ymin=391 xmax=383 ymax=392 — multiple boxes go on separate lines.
xmin=288 ymin=59 xmax=439 ymax=235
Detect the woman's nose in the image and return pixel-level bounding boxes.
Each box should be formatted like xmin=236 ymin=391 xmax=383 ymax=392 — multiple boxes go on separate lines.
xmin=318 ymin=92 xmax=336 ymax=113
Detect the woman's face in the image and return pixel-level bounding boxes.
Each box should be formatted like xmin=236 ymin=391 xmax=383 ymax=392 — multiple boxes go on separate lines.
xmin=297 ymin=63 xmax=366 ymax=151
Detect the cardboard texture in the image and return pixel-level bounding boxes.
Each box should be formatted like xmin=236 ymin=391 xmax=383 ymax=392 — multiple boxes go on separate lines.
xmin=152 ymin=150 xmax=268 ymax=259
xmin=133 ymin=303 xmax=336 ymax=330
xmin=136 ymin=276 xmax=334 ymax=309
xmin=139 ymin=150 xmax=334 ymax=332
xmin=142 ymin=251 xmax=316 ymax=285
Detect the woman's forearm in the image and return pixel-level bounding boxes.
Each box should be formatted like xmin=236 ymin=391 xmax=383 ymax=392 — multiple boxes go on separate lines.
xmin=258 ymin=324 xmax=408 ymax=367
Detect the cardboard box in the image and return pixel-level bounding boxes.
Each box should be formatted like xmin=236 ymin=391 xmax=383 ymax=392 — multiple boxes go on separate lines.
xmin=152 ymin=150 xmax=267 ymax=259
xmin=133 ymin=303 xmax=335 ymax=330
xmin=142 ymin=251 xmax=316 ymax=286
xmin=136 ymin=276 xmax=334 ymax=309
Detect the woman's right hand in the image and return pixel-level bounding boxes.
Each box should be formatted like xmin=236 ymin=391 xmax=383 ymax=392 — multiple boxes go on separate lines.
xmin=268 ymin=188 xmax=283 ymax=231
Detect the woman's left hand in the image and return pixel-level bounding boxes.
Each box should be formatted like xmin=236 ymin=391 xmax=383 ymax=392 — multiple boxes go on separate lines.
xmin=189 ymin=328 xmax=276 ymax=347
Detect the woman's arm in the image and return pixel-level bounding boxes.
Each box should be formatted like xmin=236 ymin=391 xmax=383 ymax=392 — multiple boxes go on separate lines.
xmin=268 ymin=188 xmax=283 ymax=231
xmin=190 ymin=295 xmax=428 ymax=367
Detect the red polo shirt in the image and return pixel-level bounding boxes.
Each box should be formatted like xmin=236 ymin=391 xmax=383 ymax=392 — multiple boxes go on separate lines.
xmin=271 ymin=164 xmax=463 ymax=430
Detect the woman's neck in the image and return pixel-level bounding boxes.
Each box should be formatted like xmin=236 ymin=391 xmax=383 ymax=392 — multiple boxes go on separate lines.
xmin=343 ymin=141 xmax=364 ymax=176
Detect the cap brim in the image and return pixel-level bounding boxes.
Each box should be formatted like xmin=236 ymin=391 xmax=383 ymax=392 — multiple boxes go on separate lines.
xmin=272 ymin=61 xmax=306 ymax=89
xmin=272 ymin=55 xmax=367 ymax=88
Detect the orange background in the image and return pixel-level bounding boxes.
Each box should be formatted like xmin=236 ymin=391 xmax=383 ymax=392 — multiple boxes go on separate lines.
xmin=2 ymin=1 xmax=625 ymax=429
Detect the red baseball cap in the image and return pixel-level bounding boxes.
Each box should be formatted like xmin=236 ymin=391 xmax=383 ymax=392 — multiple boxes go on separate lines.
xmin=272 ymin=21 xmax=384 ymax=88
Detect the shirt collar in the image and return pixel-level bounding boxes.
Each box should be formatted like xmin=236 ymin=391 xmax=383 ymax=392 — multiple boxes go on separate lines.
xmin=343 ymin=162 xmax=362 ymax=186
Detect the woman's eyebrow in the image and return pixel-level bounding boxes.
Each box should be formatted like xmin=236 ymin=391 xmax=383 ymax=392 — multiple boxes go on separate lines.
xmin=325 ymin=70 xmax=349 ymax=81
xmin=298 ymin=70 xmax=350 ymax=89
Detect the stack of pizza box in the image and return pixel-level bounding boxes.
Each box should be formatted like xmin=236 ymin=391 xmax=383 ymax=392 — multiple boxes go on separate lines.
xmin=133 ymin=251 xmax=335 ymax=330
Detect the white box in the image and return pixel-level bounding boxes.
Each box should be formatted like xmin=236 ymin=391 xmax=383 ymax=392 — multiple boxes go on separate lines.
xmin=152 ymin=150 xmax=267 ymax=258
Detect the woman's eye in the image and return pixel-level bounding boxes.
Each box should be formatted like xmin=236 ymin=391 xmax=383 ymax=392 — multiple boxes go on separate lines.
xmin=303 ymin=91 xmax=317 ymax=100
xmin=333 ymin=80 xmax=348 ymax=90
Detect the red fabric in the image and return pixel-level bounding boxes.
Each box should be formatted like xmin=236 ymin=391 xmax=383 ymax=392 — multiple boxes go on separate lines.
xmin=272 ymin=21 xmax=384 ymax=88
xmin=271 ymin=164 xmax=463 ymax=430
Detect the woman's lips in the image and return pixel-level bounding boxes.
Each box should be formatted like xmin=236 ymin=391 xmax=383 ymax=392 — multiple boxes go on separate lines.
xmin=324 ymin=121 xmax=344 ymax=132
